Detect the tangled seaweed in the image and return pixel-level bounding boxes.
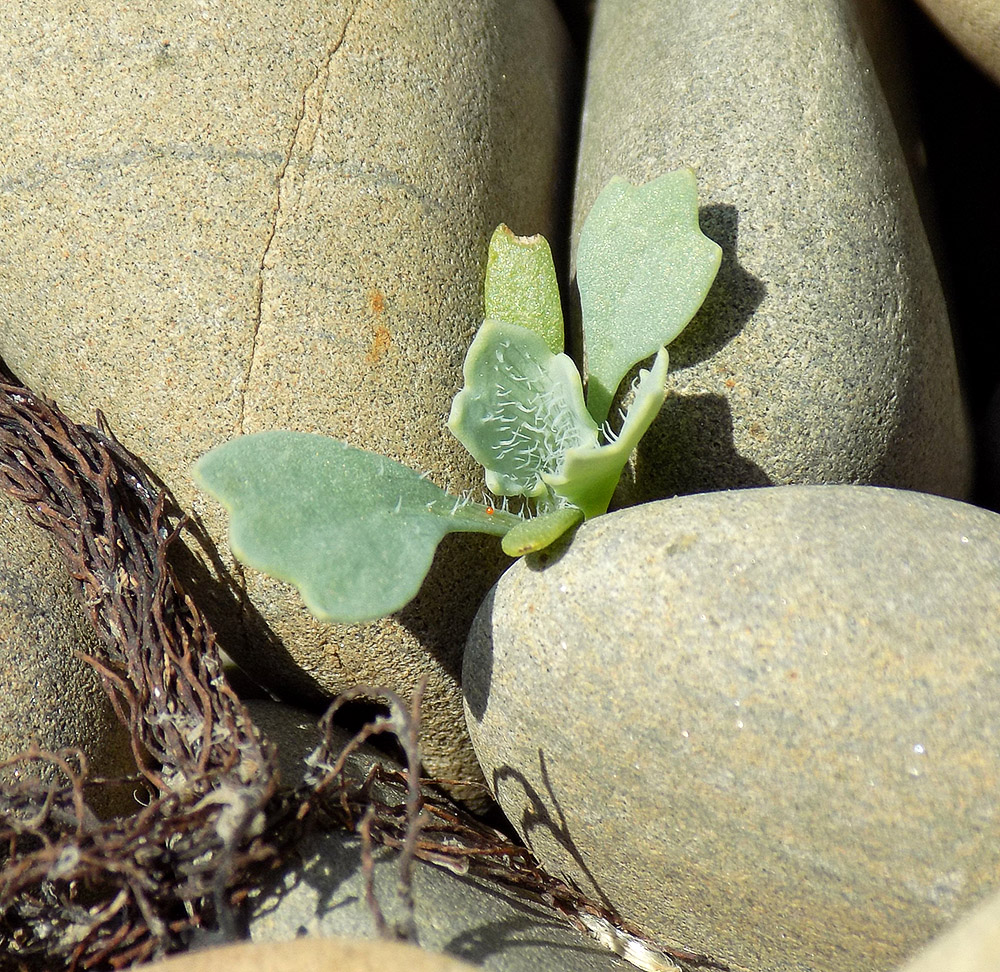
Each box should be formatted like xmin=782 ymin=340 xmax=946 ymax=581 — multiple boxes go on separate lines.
xmin=0 ymin=362 xmax=721 ymax=972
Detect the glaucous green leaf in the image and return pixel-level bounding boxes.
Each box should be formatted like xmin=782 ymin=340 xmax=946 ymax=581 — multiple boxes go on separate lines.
xmin=501 ymin=506 xmax=584 ymax=557
xmin=447 ymin=319 xmax=597 ymax=499
xmin=484 ymin=225 xmax=564 ymax=354
xmin=577 ymin=168 xmax=721 ymax=423
xmin=544 ymin=347 xmax=669 ymax=518
xmin=192 ymin=431 xmax=520 ymax=624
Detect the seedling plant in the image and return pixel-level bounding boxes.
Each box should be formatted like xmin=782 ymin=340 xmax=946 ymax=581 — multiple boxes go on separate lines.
xmin=193 ymin=169 xmax=721 ymax=624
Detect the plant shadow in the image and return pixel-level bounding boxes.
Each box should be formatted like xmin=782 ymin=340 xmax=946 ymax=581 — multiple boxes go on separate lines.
xmin=492 ymin=750 xmax=615 ymax=912
xmin=608 ymin=203 xmax=771 ymax=504
xmin=614 ymin=391 xmax=773 ymax=509
xmin=395 ymin=530 xmax=510 ymax=685
xmin=668 ymin=203 xmax=767 ymax=370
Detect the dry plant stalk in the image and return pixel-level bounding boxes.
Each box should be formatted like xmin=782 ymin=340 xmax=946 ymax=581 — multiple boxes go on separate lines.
xmin=0 ymin=361 xmax=724 ymax=972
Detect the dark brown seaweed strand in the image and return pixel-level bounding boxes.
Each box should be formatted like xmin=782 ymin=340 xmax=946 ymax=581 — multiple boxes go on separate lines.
xmin=0 ymin=363 xmax=726 ymax=972
xmin=0 ymin=367 xmax=281 ymax=968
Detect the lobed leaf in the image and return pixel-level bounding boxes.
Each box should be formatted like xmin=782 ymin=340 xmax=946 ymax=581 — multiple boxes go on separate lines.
xmin=577 ymin=168 xmax=721 ymax=423
xmin=544 ymin=347 xmax=669 ymax=518
xmin=192 ymin=431 xmax=520 ymax=624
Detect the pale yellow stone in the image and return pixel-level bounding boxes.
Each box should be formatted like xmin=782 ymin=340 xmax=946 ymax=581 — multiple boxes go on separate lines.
xmin=894 ymin=886 xmax=1000 ymax=972
xmin=1 ymin=0 xmax=570 ymax=795
xmin=915 ymin=0 xmax=1000 ymax=83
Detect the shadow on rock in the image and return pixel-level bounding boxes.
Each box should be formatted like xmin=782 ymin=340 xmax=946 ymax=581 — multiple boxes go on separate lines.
xmin=669 ymin=203 xmax=767 ymax=370
xmin=492 ymin=750 xmax=614 ymax=913
xmin=396 ymin=530 xmax=511 ymax=686
xmin=169 ymin=511 xmax=329 ymax=707
xmin=614 ymin=392 xmax=772 ymax=508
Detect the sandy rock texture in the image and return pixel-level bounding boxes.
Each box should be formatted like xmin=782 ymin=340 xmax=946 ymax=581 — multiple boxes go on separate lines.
xmin=465 ymin=486 xmax=1000 ymax=972
xmin=913 ymin=0 xmax=1000 ymax=83
xmin=0 ymin=0 xmax=572 ymax=789
xmin=571 ymin=0 xmax=971 ymax=502
xmin=1 ymin=493 xmax=134 ymax=794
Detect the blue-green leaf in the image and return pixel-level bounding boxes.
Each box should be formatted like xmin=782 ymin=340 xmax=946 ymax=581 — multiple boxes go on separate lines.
xmin=577 ymin=169 xmax=721 ymax=423
xmin=544 ymin=347 xmax=669 ymax=518
xmin=447 ymin=319 xmax=597 ymax=499
xmin=192 ymin=431 xmax=520 ymax=624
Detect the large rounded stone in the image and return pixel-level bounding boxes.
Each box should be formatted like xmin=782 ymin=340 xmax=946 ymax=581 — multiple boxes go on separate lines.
xmin=464 ymin=486 xmax=1000 ymax=972
xmin=893 ymin=885 xmax=1000 ymax=972
xmin=571 ymin=0 xmax=971 ymax=501
xmin=0 ymin=1 xmax=571 ymax=788
xmin=1 ymin=494 xmax=134 ymax=795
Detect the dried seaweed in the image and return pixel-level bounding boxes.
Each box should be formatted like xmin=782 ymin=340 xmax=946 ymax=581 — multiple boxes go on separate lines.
xmin=0 ymin=362 xmax=287 ymax=968
xmin=0 ymin=362 xmax=725 ymax=972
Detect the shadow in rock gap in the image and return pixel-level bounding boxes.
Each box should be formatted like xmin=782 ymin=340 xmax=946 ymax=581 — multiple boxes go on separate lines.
xmin=169 ymin=507 xmax=330 ymax=708
xmin=898 ymin=3 xmax=1000 ymax=510
xmin=491 ymin=752 xmax=615 ymax=914
xmin=463 ymin=583 xmax=496 ymax=723
xmin=553 ymin=0 xmax=595 ymax=53
xmin=614 ymin=392 xmax=773 ymax=509
xmin=668 ymin=204 xmax=768 ymax=372
xmin=396 ymin=530 xmax=510 ymax=687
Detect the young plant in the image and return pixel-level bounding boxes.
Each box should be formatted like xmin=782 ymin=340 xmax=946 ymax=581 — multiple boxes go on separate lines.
xmin=192 ymin=169 xmax=721 ymax=623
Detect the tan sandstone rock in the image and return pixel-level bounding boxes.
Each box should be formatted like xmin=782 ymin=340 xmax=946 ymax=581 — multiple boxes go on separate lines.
xmin=1 ymin=1 xmax=571 ymax=791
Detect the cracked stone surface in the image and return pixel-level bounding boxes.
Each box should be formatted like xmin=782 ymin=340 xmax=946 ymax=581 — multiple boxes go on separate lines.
xmin=1 ymin=0 xmax=572 ymax=792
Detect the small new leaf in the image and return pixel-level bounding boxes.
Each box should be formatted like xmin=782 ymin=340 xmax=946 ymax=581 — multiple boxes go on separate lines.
xmin=449 ymin=321 xmax=670 ymax=521
xmin=501 ymin=507 xmax=584 ymax=557
xmin=192 ymin=431 xmax=519 ymax=624
xmin=484 ymin=225 xmax=564 ymax=354
xmin=545 ymin=347 xmax=669 ymax=517
xmin=448 ymin=319 xmax=597 ymax=500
